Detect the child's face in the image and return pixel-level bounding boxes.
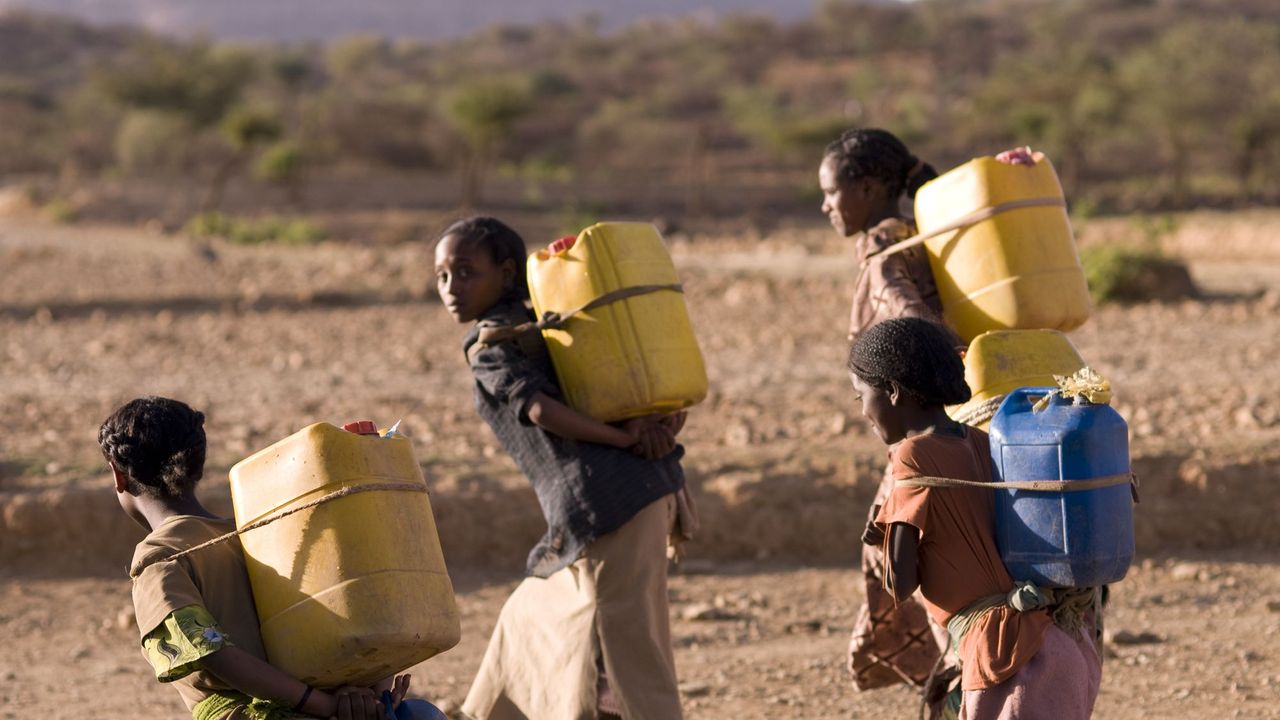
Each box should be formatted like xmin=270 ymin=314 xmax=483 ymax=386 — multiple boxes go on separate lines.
xmin=851 ymin=373 xmax=904 ymax=445
xmin=434 ymin=234 xmax=515 ymax=323
xmin=819 ymin=156 xmax=878 ymax=238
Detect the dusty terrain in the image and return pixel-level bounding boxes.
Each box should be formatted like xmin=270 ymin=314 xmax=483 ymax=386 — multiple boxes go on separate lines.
xmin=2 ymin=211 xmax=1279 ymax=718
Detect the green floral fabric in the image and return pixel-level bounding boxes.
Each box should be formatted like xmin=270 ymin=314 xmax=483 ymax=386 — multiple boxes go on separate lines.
xmin=142 ymin=604 xmax=230 ymax=682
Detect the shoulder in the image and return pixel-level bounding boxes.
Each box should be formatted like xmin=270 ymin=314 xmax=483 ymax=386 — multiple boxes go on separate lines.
xmin=863 ymin=217 xmax=917 ymax=252
xmin=889 ymin=434 xmax=943 ymax=478
xmin=463 ymin=302 xmax=537 ymax=351
xmin=130 ymin=517 xmax=234 ymax=576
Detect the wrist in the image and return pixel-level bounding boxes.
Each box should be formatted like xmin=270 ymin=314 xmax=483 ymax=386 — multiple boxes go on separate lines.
xmin=306 ymin=688 xmax=337 ymax=717
xmin=612 ymin=426 xmax=638 ymax=449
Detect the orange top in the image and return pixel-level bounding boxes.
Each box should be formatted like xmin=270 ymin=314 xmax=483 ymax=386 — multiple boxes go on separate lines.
xmin=875 ymin=427 xmax=1052 ymax=690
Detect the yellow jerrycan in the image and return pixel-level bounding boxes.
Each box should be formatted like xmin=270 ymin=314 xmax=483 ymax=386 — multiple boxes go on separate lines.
xmin=228 ymin=422 xmax=460 ymax=687
xmin=948 ymin=329 xmax=1086 ymax=430
xmin=527 ymin=222 xmax=707 ymax=422
xmin=914 ymin=155 xmax=1092 ymax=343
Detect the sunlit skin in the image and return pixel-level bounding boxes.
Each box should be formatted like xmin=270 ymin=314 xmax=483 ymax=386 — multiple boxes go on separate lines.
xmin=818 ymin=155 xmax=898 ymax=238
xmin=849 ymin=372 xmax=967 ymax=603
xmin=434 ymin=233 xmax=517 ymax=323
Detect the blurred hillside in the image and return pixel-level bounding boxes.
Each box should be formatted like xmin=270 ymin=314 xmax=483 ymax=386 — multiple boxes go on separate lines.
xmin=0 ymin=0 xmax=820 ymax=41
xmin=2 ymin=0 xmax=1278 ymax=234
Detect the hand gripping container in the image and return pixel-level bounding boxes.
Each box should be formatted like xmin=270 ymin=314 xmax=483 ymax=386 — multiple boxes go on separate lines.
xmin=988 ymin=388 xmax=1135 ymax=588
xmin=229 ymin=423 xmax=460 ymax=686
xmin=527 ymin=222 xmax=708 ymax=422
xmin=914 ymin=155 xmax=1092 ymax=343
xmin=948 ymin=329 xmax=1086 ymax=431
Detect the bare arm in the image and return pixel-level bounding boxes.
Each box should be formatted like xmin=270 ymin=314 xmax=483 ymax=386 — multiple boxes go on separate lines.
xmin=525 ymin=391 xmax=676 ymax=458
xmin=885 ymin=522 xmax=921 ymax=604
xmin=200 ymin=645 xmax=385 ymax=718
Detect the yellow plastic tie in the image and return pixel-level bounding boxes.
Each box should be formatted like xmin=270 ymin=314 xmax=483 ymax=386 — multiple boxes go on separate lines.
xmin=1032 ymin=367 xmax=1112 ymax=412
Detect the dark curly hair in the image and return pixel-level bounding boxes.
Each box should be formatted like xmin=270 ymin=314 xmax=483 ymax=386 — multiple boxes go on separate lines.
xmin=848 ymin=318 xmax=971 ymax=407
xmin=99 ymin=396 xmax=206 ymax=499
xmin=438 ymin=216 xmax=530 ymax=301
xmin=822 ymin=128 xmax=939 ymax=201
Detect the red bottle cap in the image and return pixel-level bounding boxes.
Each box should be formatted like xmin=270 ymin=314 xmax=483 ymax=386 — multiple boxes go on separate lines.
xmin=548 ymin=236 xmax=576 ymax=254
xmin=342 ymin=420 xmax=379 ymax=435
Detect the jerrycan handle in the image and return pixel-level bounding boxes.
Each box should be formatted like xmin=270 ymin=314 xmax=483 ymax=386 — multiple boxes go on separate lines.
xmin=998 ymin=386 xmax=1061 ymax=417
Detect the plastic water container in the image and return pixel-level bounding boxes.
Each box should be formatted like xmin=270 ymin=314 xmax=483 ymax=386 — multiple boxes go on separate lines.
xmin=988 ymin=388 xmax=1134 ymax=588
xmin=949 ymin=329 xmax=1086 ymax=431
xmin=914 ymin=156 xmax=1092 ymax=343
xmin=229 ymin=423 xmax=461 ymax=687
xmin=527 ymin=222 xmax=707 ymax=422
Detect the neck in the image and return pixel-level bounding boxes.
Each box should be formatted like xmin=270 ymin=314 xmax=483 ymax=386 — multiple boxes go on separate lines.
xmin=135 ymin=494 xmax=218 ymax=532
xmin=862 ymin=201 xmax=901 ymax=232
xmin=901 ymin=407 xmax=963 ymax=440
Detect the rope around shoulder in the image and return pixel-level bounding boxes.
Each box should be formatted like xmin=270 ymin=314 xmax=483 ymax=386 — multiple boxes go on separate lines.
xmin=129 ymin=482 xmax=428 ymax=578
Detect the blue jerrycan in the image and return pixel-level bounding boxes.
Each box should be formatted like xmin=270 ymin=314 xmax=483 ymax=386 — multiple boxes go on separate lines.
xmin=988 ymin=387 xmax=1134 ymax=588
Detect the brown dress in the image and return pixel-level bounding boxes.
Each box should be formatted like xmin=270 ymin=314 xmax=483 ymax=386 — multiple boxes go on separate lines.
xmin=847 ymin=217 xmax=949 ymax=691
xmin=846 ymin=217 xmax=943 ymax=343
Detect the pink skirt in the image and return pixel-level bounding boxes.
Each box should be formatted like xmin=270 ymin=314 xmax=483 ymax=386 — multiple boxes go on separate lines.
xmin=961 ymin=623 xmax=1102 ymax=720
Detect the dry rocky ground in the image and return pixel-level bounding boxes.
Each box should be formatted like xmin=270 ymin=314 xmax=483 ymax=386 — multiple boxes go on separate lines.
xmin=2 ymin=210 xmax=1279 ymax=718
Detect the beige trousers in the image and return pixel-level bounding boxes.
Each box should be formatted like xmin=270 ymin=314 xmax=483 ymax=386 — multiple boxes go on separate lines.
xmin=462 ymin=494 xmax=683 ymax=720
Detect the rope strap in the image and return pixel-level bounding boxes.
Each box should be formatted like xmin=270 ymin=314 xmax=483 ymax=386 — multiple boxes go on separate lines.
xmin=948 ymin=394 xmax=1007 ymax=427
xmin=895 ymin=472 xmax=1136 ymax=493
xmin=474 ymin=283 xmax=684 ymax=349
xmin=129 ymin=481 xmax=428 ymax=578
xmin=865 ymin=196 xmax=1067 ymax=261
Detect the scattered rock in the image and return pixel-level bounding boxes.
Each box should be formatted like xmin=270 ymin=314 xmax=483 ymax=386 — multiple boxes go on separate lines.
xmin=679 ymin=682 xmax=711 ymax=698
xmin=680 ymin=602 xmax=745 ymax=622
xmin=783 ymin=619 xmax=825 ymax=634
xmin=1169 ymin=563 xmax=1201 ymax=581
xmin=1266 ymin=600 xmax=1280 ymax=613
xmin=1109 ymin=630 xmax=1164 ymax=646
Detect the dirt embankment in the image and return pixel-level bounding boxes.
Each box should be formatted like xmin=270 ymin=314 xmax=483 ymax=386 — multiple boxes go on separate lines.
xmin=4 ymin=214 xmax=1280 ymax=575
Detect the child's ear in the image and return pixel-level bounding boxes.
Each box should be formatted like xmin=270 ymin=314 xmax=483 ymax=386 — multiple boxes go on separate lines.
xmin=887 ymin=381 xmax=903 ymax=406
xmin=500 ymin=258 xmax=518 ymax=288
xmin=109 ymin=463 xmax=129 ymax=494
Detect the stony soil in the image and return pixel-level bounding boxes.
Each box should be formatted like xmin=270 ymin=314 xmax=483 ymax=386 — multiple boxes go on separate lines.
xmin=2 ymin=211 xmax=1279 ymax=718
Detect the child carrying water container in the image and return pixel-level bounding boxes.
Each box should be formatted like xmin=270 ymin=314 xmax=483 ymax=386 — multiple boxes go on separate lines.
xmin=433 ymin=216 xmax=689 ymax=720
xmin=820 ymin=127 xmax=952 ymax=696
xmin=821 ymin=130 xmax=1040 ymax=705
xmin=847 ymin=319 xmax=1101 ymax=719
xmin=100 ymin=396 xmax=412 ymax=720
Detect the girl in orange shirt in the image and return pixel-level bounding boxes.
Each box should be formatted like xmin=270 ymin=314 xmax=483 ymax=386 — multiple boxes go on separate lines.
xmin=848 ymin=318 xmax=1102 ymax=720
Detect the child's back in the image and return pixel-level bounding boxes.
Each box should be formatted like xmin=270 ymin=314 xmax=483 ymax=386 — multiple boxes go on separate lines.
xmin=877 ymin=428 xmax=1054 ymax=691
xmin=131 ymin=515 xmax=268 ymax=713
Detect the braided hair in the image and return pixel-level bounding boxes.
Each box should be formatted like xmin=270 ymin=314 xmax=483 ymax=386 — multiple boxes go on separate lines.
xmin=848 ymin=318 xmax=970 ymax=407
xmin=822 ymin=128 xmax=939 ymax=201
xmin=439 ymin=216 xmax=530 ymax=301
xmin=98 ymin=396 xmax=206 ymax=499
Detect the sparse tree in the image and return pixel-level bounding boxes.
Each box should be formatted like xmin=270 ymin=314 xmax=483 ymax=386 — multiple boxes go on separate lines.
xmin=442 ymin=77 xmax=533 ymax=206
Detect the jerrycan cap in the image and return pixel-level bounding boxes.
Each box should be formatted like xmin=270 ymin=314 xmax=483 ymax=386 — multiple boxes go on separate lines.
xmin=342 ymin=420 xmax=380 ymax=435
xmin=548 ymin=235 xmax=576 ymax=254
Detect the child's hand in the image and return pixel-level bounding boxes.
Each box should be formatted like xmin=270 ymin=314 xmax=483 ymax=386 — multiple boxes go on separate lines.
xmin=659 ymin=410 xmax=688 ymax=437
xmin=621 ymin=416 xmax=677 ymax=459
xmin=861 ymin=503 xmax=885 ymax=546
xmin=995 ymin=146 xmax=1038 ymax=166
xmin=330 ymin=686 xmax=383 ymax=720
xmin=381 ymin=674 xmax=411 ymax=712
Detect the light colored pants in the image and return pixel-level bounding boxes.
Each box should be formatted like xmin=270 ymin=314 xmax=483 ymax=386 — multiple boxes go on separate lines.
xmin=462 ymin=495 xmax=682 ymax=720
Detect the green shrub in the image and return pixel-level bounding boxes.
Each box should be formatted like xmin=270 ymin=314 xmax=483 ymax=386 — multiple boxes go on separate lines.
xmin=184 ymin=212 xmax=326 ymax=246
xmin=44 ymin=197 xmax=78 ymax=224
xmin=1079 ymin=244 xmax=1196 ymax=304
